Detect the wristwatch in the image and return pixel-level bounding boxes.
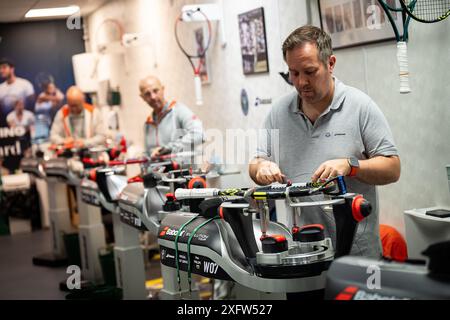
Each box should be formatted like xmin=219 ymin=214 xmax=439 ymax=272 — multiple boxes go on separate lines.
xmin=347 ymin=157 xmax=360 ymax=177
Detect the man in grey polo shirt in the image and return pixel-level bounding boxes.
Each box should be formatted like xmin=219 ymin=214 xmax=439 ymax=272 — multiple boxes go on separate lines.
xmin=249 ymin=25 xmax=401 ymax=258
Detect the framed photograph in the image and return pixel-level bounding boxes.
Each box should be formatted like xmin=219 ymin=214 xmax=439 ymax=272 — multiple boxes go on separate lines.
xmin=194 ymin=26 xmax=211 ymax=84
xmin=238 ymin=7 xmax=269 ymax=75
xmin=318 ymin=0 xmax=404 ymax=49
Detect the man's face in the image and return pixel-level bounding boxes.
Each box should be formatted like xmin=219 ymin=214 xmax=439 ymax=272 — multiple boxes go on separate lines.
xmin=45 ymin=83 xmax=56 ymax=95
xmin=286 ymin=43 xmax=335 ymax=105
xmin=67 ymin=97 xmax=83 ymax=115
xmin=0 ymin=64 xmax=13 ymax=80
xmin=15 ymin=99 xmax=24 ymax=112
xmin=139 ymin=78 xmax=165 ymax=110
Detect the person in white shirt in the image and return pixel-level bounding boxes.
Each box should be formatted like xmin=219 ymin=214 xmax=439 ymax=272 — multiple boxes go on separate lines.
xmin=3 ymin=95 xmax=35 ymax=165
xmin=6 ymin=96 xmax=35 ymax=133
xmin=0 ymin=58 xmax=35 ymax=122
xmin=50 ymin=86 xmax=106 ymax=148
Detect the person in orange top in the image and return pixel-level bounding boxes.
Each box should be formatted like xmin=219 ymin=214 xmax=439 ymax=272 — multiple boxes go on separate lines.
xmin=50 ymin=86 xmax=106 ymax=148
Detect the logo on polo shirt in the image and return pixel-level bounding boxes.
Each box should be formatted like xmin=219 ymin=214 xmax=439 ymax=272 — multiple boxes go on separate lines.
xmin=324 ymin=131 xmax=347 ymax=138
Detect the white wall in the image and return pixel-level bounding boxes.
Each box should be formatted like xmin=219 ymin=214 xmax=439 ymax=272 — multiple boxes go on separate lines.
xmin=85 ymin=0 xmax=450 ymax=235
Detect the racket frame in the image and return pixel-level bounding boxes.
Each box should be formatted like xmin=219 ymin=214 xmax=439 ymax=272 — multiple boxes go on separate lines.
xmin=399 ymin=0 xmax=450 ymax=23
xmin=174 ymin=8 xmax=212 ymax=105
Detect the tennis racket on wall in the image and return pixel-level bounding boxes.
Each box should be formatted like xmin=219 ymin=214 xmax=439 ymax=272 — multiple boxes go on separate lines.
xmin=91 ymin=18 xmax=125 ymax=79
xmin=175 ymin=8 xmax=212 ymax=106
xmin=399 ymin=0 xmax=450 ymax=23
xmin=378 ymin=0 xmax=414 ymax=94
xmin=95 ymin=18 xmax=125 ymax=53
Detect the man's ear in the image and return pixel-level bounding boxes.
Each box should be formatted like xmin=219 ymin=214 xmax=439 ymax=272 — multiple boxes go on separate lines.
xmin=328 ymin=55 xmax=336 ymax=73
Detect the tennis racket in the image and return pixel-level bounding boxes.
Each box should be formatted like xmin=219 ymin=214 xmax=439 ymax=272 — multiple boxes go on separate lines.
xmin=399 ymin=0 xmax=450 ymax=23
xmin=378 ymin=0 xmax=414 ymax=94
xmin=175 ymin=8 xmax=212 ymax=106
xmin=94 ymin=18 xmax=124 ymax=53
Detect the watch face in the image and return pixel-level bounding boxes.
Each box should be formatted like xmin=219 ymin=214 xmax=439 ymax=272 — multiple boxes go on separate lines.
xmin=349 ymin=157 xmax=359 ymax=167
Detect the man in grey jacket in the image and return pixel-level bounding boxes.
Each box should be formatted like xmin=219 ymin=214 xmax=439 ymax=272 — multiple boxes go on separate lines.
xmin=249 ymin=26 xmax=401 ymax=258
xmin=139 ymin=75 xmax=204 ymax=158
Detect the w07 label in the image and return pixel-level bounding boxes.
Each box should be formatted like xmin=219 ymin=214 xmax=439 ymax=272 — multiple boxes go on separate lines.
xmin=203 ymin=261 xmax=219 ymax=275
xmin=159 ymin=246 xmax=232 ymax=280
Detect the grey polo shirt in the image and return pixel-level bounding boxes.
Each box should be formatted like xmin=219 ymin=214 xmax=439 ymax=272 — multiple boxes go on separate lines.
xmin=256 ymin=77 xmax=398 ymax=258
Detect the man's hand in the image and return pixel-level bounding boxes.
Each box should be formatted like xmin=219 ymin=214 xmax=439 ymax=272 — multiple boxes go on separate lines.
xmin=64 ymin=137 xmax=74 ymax=144
xmin=252 ymin=159 xmax=286 ymax=185
xmin=151 ymin=146 xmax=172 ymax=159
xmin=151 ymin=146 xmax=171 ymax=158
xmin=151 ymin=147 xmax=163 ymax=158
xmin=63 ymin=137 xmax=75 ymax=149
xmin=200 ymin=160 xmax=213 ymax=174
xmin=312 ymin=159 xmax=350 ymax=183
xmin=73 ymin=139 xmax=84 ymax=149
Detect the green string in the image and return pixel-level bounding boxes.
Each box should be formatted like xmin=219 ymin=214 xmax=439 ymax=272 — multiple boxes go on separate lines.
xmin=174 ymin=215 xmax=198 ymax=292
xmin=186 ymin=216 xmax=220 ymax=292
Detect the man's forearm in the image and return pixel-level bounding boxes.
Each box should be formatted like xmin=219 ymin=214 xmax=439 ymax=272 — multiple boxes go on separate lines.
xmin=356 ymin=156 xmax=401 ymax=185
xmin=83 ymin=134 xmax=106 ymax=147
xmin=167 ymin=128 xmax=204 ymax=153
xmin=50 ymin=133 xmax=64 ymax=145
xmin=36 ymin=96 xmax=47 ymax=103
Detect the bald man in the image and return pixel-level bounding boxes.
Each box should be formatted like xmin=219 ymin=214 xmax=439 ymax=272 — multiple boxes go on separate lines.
xmin=139 ymin=75 xmax=203 ymax=157
xmin=50 ymin=86 xmax=106 ymax=148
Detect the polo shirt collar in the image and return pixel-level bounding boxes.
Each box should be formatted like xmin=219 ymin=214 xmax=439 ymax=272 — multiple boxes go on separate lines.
xmin=290 ymin=76 xmax=346 ymax=115
xmin=328 ymin=76 xmax=346 ymax=111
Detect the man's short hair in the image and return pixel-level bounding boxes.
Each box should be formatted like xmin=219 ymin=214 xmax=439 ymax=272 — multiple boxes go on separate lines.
xmin=0 ymin=58 xmax=14 ymax=68
xmin=282 ymin=25 xmax=333 ymax=65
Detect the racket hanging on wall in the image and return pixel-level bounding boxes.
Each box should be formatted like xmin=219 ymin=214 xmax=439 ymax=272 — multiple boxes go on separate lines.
xmin=94 ymin=18 xmax=125 ymax=54
xmin=91 ymin=18 xmax=127 ymax=84
xmin=174 ymin=7 xmax=212 ymax=106
xmin=378 ymin=0 xmax=450 ymax=94
xmin=399 ymin=0 xmax=450 ymax=23
xmin=378 ymin=0 xmax=414 ymax=94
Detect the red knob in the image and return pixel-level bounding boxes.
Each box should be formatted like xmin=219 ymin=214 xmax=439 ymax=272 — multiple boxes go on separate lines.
xmin=165 ymin=193 xmax=176 ymax=201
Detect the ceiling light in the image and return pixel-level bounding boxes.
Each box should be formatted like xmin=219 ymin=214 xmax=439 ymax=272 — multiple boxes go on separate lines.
xmin=25 ymin=6 xmax=80 ymax=18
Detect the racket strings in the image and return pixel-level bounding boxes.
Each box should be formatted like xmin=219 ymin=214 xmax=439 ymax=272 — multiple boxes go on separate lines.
xmin=403 ymin=0 xmax=450 ymax=21
xmin=174 ymin=9 xmax=212 ymax=59
xmin=174 ymin=8 xmax=212 ymax=81
xmin=94 ymin=18 xmax=125 ymax=53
